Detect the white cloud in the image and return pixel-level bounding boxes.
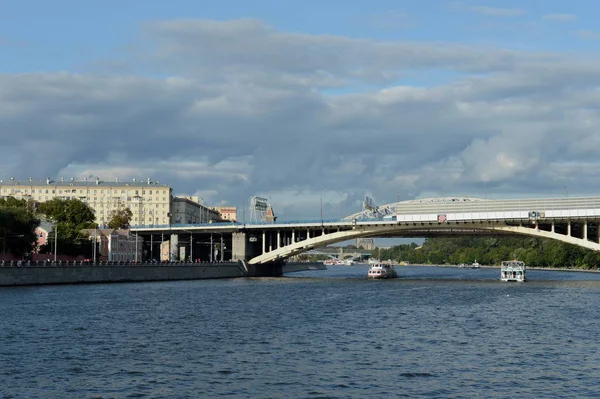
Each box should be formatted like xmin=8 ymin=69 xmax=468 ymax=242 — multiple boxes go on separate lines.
xmin=2 ymin=19 xmax=600 ymax=218
xmin=366 ymin=11 xmax=416 ymax=30
xmin=450 ymin=3 xmax=526 ymax=17
xmin=574 ymin=30 xmax=600 ymax=41
xmin=542 ymin=13 xmax=577 ymax=22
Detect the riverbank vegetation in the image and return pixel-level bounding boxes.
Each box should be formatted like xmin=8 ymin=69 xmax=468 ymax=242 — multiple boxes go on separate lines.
xmin=376 ymin=237 xmax=600 ymax=270
xmin=0 ymin=197 xmax=40 ymax=257
xmin=0 ymin=196 xmax=98 ymax=258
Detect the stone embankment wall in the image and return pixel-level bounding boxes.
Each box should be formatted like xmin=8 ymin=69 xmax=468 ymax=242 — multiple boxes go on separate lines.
xmin=282 ymin=262 xmax=327 ymax=273
xmin=0 ymin=261 xmax=245 ymax=287
xmin=0 ymin=261 xmax=327 ymax=287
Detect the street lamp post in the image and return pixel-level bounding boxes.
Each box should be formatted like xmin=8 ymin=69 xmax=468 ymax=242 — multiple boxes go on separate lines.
xmin=54 ymin=224 xmax=58 ymax=262
xmin=133 ymin=195 xmax=143 ymax=262
xmin=135 ymin=232 xmax=138 ymax=262
xmin=167 ymin=212 xmax=172 ymax=261
xmin=320 ymin=189 xmax=323 ymax=223
xmin=220 ymin=234 xmax=224 ymax=262
xmin=93 ymin=227 xmax=97 ymax=263
xmin=210 ymin=234 xmax=213 ymax=262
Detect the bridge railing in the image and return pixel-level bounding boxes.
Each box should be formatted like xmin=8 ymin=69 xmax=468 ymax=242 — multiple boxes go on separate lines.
xmin=131 ymin=218 xmax=385 ymax=230
xmin=0 ymin=260 xmax=239 ymax=268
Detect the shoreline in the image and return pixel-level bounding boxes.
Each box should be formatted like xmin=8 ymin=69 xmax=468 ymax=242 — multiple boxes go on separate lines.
xmin=403 ymin=264 xmax=600 ymax=273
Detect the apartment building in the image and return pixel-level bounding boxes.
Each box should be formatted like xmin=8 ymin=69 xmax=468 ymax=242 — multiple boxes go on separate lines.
xmin=0 ymin=177 xmax=172 ymax=227
xmin=81 ymin=228 xmax=144 ymax=261
xmin=356 ymin=238 xmax=376 ymax=250
xmin=211 ymin=206 xmax=237 ymax=222
xmin=171 ymin=196 xmax=221 ymax=224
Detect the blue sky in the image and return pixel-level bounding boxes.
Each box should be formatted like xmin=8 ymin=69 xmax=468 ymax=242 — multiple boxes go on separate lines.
xmin=2 ymin=0 xmax=600 ymax=230
xmin=2 ymin=0 xmax=599 ymax=74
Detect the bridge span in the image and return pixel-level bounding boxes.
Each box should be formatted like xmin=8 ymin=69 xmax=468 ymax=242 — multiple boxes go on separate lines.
xmin=131 ymin=196 xmax=600 ymax=275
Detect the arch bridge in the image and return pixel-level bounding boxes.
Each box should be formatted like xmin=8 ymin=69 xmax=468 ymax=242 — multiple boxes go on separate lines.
xmin=131 ymin=196 xmax=600 ymax=275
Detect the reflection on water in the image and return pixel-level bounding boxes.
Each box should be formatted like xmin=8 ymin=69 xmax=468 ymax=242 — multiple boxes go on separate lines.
xmin=1 ymin=265 xmax=600 ymax=398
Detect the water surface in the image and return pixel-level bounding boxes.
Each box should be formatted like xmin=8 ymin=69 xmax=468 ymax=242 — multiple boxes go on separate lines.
xmin=1 ymin=265 xmax=600 ymax=398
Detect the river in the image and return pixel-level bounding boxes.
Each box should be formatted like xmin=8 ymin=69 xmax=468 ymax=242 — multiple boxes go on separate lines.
xmin=1 ymin=265 xmax=600 ymax=398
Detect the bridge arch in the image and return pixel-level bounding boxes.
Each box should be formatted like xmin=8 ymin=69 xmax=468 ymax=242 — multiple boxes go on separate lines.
xmin=248 ymin=221 xmax=600 ymax=264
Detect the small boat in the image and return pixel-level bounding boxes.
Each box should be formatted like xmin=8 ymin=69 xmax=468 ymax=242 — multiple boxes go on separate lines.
xmin=323 ymin=258 xmax=345 ymax=266
xmin=501 ymin=260 xmax=526 ymax=282
xmin=471 ymin=261 xmax=480 ymax=269
xmin=343 ymin=259 xmax=354 ymax=266
xmin=367 ymin=262 xmax=398 ymax=279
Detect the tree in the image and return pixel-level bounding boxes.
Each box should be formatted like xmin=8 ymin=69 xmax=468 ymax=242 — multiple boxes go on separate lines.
xmin=38 ymin=198 xmax=96 ymax=228
xmin=37 ymin=199 xmax=97 ymax=256
xmin=107 ymin=208 xmax=133 ymax=229
xmin=0 ymin=204 xmax=40 ymax=257
xmin=0 ymin=197 xmax=27 ymax=208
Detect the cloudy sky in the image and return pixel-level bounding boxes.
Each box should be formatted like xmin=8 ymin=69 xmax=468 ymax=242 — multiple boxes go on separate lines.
xmin=1 ymin=0 xmax=600 ymax=221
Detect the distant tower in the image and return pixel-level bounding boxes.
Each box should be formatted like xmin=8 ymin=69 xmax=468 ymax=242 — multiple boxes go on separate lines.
xmin=250 ymin=196 xmax=268 ymax=222
xmin=265 ymin=205 xmax=277 ymax=223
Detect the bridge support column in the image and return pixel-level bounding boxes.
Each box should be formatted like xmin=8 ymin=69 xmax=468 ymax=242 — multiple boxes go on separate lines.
xmin=245 ymin=260 xmax=284 ymax=277
xmin=232 ymin=232 xmax=247 ymax=262
xmin=568 ymin=221 xmax=572 ymax=237
xmin=169 ymin=234 xmax=178 ymax=261
xmin=277 ymin=230 xmax=281 ymax=249
xmin=584 ymin=221 xmax=588 ymax=241
xmin=262 ymin=231 xmax=266 ymax=254
xmin=551 ymin=222 xmax=555 ymax=233
xmin=292 ymin=230 xmax=295 ymax=242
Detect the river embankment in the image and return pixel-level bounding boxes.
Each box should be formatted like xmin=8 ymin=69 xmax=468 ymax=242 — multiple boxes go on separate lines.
xmin=0 ymin=261 xmax=326 ymax=287
xmin=407 ymin=263 xmax=599 ymax=273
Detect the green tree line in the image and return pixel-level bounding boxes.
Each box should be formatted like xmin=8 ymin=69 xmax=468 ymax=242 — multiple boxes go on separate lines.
xmin=1 ymin=195 xmax=133 ymax=258
xmin=376 ymin=236 xmax=600 ymax=270
xmin=0 ymin=197 xmax=40 ymax=257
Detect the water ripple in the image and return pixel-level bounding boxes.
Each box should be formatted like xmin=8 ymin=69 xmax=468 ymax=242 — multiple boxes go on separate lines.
xmin=1 ymin=266 xmax=600 ymax=398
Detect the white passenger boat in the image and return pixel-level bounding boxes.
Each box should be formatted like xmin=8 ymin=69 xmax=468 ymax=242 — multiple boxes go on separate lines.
xmin=367 ymin=262 xmax=398 ymax=279
xmin=471 ymin=261 xmax=481 ymax=269
xmin=323 ymin=258 xmax=345 ymax=266
xmin=501 ymin=260 xmax=526 ymax=282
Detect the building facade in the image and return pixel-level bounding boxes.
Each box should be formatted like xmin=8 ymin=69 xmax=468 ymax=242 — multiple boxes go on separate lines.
xmin=34 ymin=221 xmax=54 ymax=253
xmin=0 ymin=177 xmax=172 ymax=227
xmin=82 ymin=228 xmax=144 ymax=261
xmin=171 ymin=196 xmax=221 ymax=224
xmin=212 ymin=206 xmax=237 ymax=222
xmin=356 ymin=238 xmax=375 ymax=250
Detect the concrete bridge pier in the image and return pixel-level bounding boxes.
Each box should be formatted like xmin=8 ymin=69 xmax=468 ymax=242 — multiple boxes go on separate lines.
xmin=232 ymin=231 xmax=284 ymax=276
xmin=170 ymin=234 xmax=179 ymax=261
xmin=245 ymin=260 xmax=284 ymax=277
